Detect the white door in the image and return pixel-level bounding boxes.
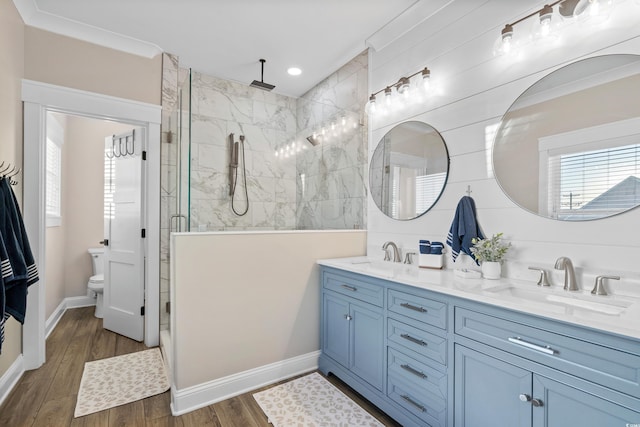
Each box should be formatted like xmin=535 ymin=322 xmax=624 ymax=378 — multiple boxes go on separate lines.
xmin=103 ymin=128 xmax=146 ymax=341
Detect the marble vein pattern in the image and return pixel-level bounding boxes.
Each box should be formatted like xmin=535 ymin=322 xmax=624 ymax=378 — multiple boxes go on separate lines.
xmin=160 ymin=50 xmax=368 ymax=235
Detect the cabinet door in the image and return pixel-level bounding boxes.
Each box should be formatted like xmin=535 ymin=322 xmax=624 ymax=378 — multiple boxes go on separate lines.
xmin=532 ymin=375 xmax=640 ymax=427
xmin=323 ymin=293 xmax=350 ymax=368
xmin=455 ymin=345 xmax=532 ymax=427
xmin=350 ymin=301 xmax=384 ymax=391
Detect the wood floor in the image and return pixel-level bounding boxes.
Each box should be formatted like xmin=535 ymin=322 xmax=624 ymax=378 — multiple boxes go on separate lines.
xmin=0 ymin=307 xmax=400 ymax=426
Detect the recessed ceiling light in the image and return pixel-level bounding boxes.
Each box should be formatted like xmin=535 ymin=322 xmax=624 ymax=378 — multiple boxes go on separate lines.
xmin=287 ymin=67 xmax=302 ymax=76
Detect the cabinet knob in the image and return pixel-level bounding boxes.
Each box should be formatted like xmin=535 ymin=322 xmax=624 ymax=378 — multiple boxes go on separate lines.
xmin=519 ymin=394 xmax=531 ymax=402
xmin=344 ymin=314 xmax=352 ymax=321
xmin=531 ymin=398 xmax=543 ymax=407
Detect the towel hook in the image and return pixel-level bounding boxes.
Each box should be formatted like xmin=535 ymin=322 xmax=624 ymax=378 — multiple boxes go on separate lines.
xmin=465 ymin=185 xmax=472 ymax=197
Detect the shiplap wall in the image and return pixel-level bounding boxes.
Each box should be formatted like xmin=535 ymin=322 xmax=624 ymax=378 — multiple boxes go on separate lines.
xmin=366 ymin=0 xmax=640 ymax=288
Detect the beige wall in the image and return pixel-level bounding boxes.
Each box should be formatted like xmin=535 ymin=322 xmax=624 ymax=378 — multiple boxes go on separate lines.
xmin=24 ymin=27 xmax=162 ymax=105
xmin=0 ymin=0 xmax=24 ymax=377
xmin=45 ymin=226 xmax=65 ymax=318
xmin=62 ymin=116 xmax=133 ymax=299
xmin=172 ymin=230 xmax=366 ymax=390
xmin=44 ymin=114 xmax=134 ymax=319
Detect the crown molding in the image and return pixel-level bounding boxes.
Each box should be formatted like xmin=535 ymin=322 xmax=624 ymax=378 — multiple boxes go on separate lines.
xmin=13 ymin=0 xmax=162 ymax=58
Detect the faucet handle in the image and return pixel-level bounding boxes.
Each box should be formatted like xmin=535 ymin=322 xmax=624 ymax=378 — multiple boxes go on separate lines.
xmin=404 ymin=252 xmax=416 ymax=265
xmin=383 ymin=247 xmax=391 ymax=261
xmin=591 ymin=275 xmax=620 ymax=296
xmin=528 ymin=266 xmax=551 ymax=287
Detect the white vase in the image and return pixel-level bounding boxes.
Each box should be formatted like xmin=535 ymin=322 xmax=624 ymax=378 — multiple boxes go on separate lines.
xmin=482 ymin=261 xmax=501 ymax=279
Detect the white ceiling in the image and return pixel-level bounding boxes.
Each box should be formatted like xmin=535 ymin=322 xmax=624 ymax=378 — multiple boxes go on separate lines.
xmin=15 ymin=0 xmax=438 ymax=98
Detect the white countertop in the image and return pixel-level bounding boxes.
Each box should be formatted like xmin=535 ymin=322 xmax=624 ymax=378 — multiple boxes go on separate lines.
xmin=318 ymin=256 xmax=640 ymax=341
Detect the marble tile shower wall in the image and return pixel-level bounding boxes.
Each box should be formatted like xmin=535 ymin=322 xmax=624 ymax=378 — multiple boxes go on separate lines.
xmin=189 ymin=71 xmax=298 ymax=231
xmin=295 ymin=50 xmax=368 ymax=229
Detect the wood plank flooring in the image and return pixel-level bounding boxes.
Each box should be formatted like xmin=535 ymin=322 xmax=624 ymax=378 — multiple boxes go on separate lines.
xmin=0 ymin=307 xmax=401 ymax=426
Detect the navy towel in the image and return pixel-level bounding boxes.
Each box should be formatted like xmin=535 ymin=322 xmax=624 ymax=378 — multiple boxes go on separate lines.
xmin=446 ymin=196 xmax=485 ymax=265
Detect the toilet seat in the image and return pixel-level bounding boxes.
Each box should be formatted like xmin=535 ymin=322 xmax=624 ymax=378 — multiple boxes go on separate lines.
xmin=88 ymin=274 xmax=104 ymax=292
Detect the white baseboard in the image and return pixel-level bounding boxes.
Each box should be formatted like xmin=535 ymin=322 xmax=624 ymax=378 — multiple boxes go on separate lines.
xmin=0 ymin=354 xmax=24 ymax=408
xmin=170 ymin=350 xmax=320 ymax=416
xmin=46 ymin=295 xmax=96 ymax=338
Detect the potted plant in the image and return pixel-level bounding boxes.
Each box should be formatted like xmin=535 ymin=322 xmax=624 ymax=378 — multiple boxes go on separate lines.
xmin=471 ymin=233 xmax=511 ymax=279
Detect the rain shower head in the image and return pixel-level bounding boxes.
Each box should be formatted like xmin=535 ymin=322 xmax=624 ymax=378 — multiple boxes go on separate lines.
xmin=250 ymin=59 xmax=275 ymax=91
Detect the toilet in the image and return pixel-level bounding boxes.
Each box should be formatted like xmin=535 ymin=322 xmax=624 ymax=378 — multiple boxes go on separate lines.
xmin=87 ymin=247 xmax=105 ymax=318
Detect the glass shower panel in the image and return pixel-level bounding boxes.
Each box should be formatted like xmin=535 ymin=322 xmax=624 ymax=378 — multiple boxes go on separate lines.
xmin=174 ymin=68 xmax=191 ymax=233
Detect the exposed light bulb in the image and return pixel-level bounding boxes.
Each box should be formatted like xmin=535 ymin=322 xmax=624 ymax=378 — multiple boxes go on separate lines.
xmin=365 ymin=94 xmax=377 ymax=116
xmin=539 ymin=4 xmax=554 ymax=37
xmin=501 ymin=24 xmax=513 ymax=53
xmin=421 ymin=67 xmax=431 ymax=91
xmin=384 ymin=87 xmax=393 ymax=107
xmin=397 ymin=77 xmax=410 ymax=95
xmin=275 ymin=150 xmax=279 ymax=157
xmin=341 ymin=115 xmax=346 ymax=126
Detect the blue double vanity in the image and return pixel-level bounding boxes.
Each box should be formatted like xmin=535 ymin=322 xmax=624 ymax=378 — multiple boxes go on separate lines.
xmin=318 ymin=258 xmax=640 ymax=427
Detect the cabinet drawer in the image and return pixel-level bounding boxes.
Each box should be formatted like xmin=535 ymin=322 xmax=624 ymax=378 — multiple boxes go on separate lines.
xmin=388 ymin=318 xmax=447 ymax=365
xmin=388 ymin=347 xmax=447 ymax=401
xmin=455 ymin=307 xmax=640 ymax=397
xmin=388 ymin=289 xmax=447 ymax=329
xmin=388 ymin=374 xmax=446 ymax=427
xmin=323 ymin=271 xmax=384 ymax=307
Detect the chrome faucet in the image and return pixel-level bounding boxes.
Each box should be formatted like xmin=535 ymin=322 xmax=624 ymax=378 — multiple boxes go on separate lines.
xmin=382 ymin=241 xmax=402 ymax=262
xmin=554 ymin=257 xmax=578 ymax=291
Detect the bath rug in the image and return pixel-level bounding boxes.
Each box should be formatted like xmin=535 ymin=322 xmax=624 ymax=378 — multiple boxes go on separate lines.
xmin=74 ymin=348 xmax=169 ymax=417
xmin=253 ymin=372 xmax=384 ymax=427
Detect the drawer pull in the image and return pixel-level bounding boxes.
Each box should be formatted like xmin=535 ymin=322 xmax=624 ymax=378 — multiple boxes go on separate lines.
xmin=400 ymin=302 xmax=427 ymax=313
xmin=508 ymin=337 xmax=557 ymax=355
xmin=401 ymin=395 xmax=426 ymax=412
xmin=401 ymin=364 xmax=427 ymax=379
xmin=341 ymin=284 xmax=357 ymax=292
xmin=531 ymin=398 xmax=544 ymax=407
xmin=401 ymin=333 xmax=427 ymax=347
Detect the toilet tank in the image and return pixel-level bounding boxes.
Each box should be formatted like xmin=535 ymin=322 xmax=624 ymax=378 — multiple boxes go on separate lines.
xmin=87 ymin=247 xmax=105 ymax=276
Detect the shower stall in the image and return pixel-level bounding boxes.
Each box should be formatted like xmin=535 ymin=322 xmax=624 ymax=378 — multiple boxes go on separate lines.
xmin=160 ymin=51 xmax=369 ymax=331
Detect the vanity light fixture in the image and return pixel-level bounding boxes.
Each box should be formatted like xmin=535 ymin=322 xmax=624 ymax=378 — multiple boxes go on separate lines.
xmin=365 ymin=66 xmax=432 ymax=117
xmin=495 ymin=0 xmax=615 ymax=57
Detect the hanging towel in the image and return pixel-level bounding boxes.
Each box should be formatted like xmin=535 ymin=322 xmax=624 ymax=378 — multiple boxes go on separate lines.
xmin=446 ymin=196 xmax=485 ymax=265
xmin=0 ymin=178 xmax=38 ymax=326
xmin=0 ymin=234 xmax=15 ymax=348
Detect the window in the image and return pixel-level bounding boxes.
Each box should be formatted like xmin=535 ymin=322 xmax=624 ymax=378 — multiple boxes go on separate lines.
xmin=415 ymin=172 xmax=447 ymax=215
xmin=539 ymin=118 xmax=640 ymax=220
xmin=551 ymin=143 xmax=640 ymax=219
xmin=46 ymin=114 xmax=64 ymax=227
xmin=104 ymin=146 xmax=115 ymax=220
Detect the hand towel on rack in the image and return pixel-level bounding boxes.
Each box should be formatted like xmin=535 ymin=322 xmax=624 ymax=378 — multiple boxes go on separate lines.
xmin=446 ymin=196 xmax=484 ymax=265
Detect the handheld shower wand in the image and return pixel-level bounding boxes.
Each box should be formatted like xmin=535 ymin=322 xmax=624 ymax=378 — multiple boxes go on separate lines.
xmin=228 ymin=133 xmax=249 ymax=216
xmin=229 ymin=133 xmax=238 ymax=196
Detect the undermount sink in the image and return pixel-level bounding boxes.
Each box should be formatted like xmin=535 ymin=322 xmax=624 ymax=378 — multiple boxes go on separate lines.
xmin=485 ymin=285 xmax=632 ymax=316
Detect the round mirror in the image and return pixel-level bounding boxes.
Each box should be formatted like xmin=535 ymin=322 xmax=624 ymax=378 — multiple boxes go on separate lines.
xmin=370 ymin=121 xmax=449 ymax=220
xmin=494 ymin=54 xmax=640 ymax=221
